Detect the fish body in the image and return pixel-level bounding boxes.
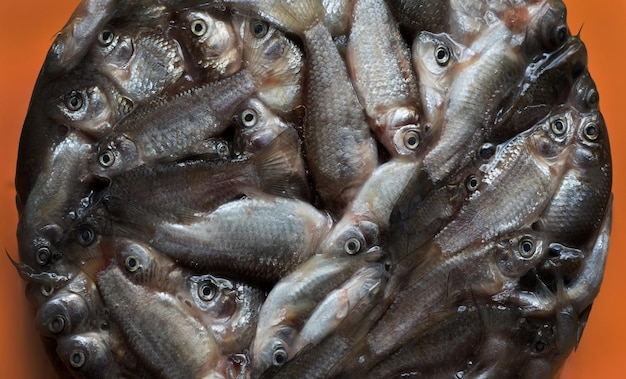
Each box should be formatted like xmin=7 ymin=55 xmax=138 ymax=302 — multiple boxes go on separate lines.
xmin=539 ymin=110 xmax=611 ymax=246
xmin=422 ymin=15 xmax=526 ymax=183
xmin=91 ymin=69 xmax=255 ymax=178
xmin=251 ymin=248 xmax=385 ymax=376
xmin=106 ymin=128 xmax=308 ymax=218
xmin=16 ymin=132 xmax=96 ymax=279
xmin=45 ymin=0 xmax=118 ymax=74
xmin=105 ymin=195 xmax=333 ymax=283
xmin=320 ymin=158 xmax=418 ymax=257
xmin=347 ymin=0 xmax=421 ymax=157
xmin=259 ymin=0 xmax=377 ymax=211
xmin=97 ymin=265 xmax=224 ymax=379
xmin=388 ymin=0 xmax=450 ymax=36
xmin=434 ymin=110 xmax=578 ymax=256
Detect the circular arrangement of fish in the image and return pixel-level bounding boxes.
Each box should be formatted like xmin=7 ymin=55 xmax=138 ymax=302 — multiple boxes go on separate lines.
xmin=13 ymin=0 xmax=613 ymax=378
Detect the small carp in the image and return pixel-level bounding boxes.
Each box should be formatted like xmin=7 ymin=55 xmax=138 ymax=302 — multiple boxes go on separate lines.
xmin=263 ymin=0 xmax=378 ymax=211
xmin=97 ymin=265 xmax=225 ymax=379
xmin=106 ymin=128 xmax=308 ymax=218
xmin=91 ymin=24 xmax=298 ymax=178
xmin=347 ymin=0 xmax=421 ymax=157
xmin=104 ymin=195 xmax=333 ymax=283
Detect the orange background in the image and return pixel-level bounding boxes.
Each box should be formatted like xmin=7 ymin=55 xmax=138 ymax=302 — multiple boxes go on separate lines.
xmin=0 ymin=1 xmax=623 ymax=378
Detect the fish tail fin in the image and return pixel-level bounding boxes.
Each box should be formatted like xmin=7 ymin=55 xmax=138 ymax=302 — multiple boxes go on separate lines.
xmin=251 ymin=128 xmax=309 ymax=199
xmin=245 ymin=37 xmax=303 ymax=92
xmin=268 ymin=0 xmax=324 ymax=34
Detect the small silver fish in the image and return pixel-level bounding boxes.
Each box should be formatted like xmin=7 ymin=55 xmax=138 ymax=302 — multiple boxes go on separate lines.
xmin=97 ymin=265 xmax=225 ymax=379
xmin=347 ymin=0 xmax=421 ymax=157
xmin=45 ymin=0 xmax=118 ymax=74
xmin=105 ymin=195 xmax=333 ymax=283
xmin=106 ymin=128 xmax=308 ymax=218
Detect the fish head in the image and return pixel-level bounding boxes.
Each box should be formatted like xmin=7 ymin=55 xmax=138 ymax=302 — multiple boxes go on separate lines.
xmin=568 ymin=71 xmax=600 ymax=113
xmin=571 ymin=110 xmax=611 ymax=169
xmin=112 ymin=238 xmax=179 ymax=288
xmin=536 ymin=242 xmax=584 ymax=286
xmin=321 ymin=216 xmax=379 ymax=257
xmin=234 ymin=98 xmax=290 ymax=154
xmin=413 ymin=31 xmax=469 ymax=84
xmin=16 ymin=221 xmax=67 ymax=278
xmin=92 ymin=135 xmax=140 ymax=178
xmin=524 ymin=0 xmax=570 ymax=57
xmin=91 ymin=26 xmax=133 ymax=68
xmin=531 ymin=109 xmax=576 ymax=160
xmin=34 ymin=292 xmax=89 ymax=338
xmin=179 ymin=9 xmax=241 ymax=74
xmin=90 ymin=25 xmax=184 ymax=101
xmin=56 ymin=332 xmax=117 ymax=377
xmin=188 ymin=274 xmax=237 ymax=317
xmin=187 ymin=274 xmax=263 ymax=354
xmin=496 ymin=229 xmax=547 ymax=278
xmin=251 ymin=327 xmax=296 ymax=376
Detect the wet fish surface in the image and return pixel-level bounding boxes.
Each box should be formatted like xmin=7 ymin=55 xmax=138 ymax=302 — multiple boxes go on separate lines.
xmin=13 ymin=1 xmax=613 ymax=378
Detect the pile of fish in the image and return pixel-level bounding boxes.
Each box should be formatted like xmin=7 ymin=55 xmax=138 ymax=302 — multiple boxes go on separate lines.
xmin=13 ymin=0 xmax=612 ymax=378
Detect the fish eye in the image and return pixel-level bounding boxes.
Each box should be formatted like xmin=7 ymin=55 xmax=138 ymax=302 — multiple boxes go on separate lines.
xmin=344 ymin=237 xmax=362 ymax=255
xmin=464 ymin=175 xmax=479 ymax=192
xmin=98 ymin=29 xmax=114 ymax=46
xmin=583 ymin=123 xmax=599 ymax=141
xmin=586 ymin=90 xmax=599 ymax=107
xmin=518 ymin=237 xmax=535 ymax=258
xmin=252 ymin=20 xmax=269 ymax=38
xmin=272 ymin=347 xmax=287 ymax=366
xmin=550 ymin=118 xmax=567 ymax=136
xmin=69 ymin=350 xmax=86 ymax=368
xmin=238 ymin=108 xmax=258 ymax=128
xmin=48 ymin=315 xmax=66 ymax=334
xmin=479 ymin=143 xmax=496 ymax=160
xmin=434 ymin=45 xmax=450 ymax=66
xmin=198 ymin=282 xmax=217 ymax=301
xmin=77 ymin=225 xmax=95 ymax=246
xmin=124 ymin=256 xmax=140 ymax=273
xmin=36 ymin=246 xmax=51 ymax=266
xmin=98 ymin=150 xmax=115 ymax=168
xmin=552 ymin=25 xmax=568 ymax=47
xmin=65 ymin=91 xmax=84 ymax=112
xmin=532 ymin=340 xmax=547 ymax=353
xmin=216 ymin=141 xmax=230 ymax=158
xmin=403 ymin=130 xmax=420 ymax=150
xmin=40 ymin=284 xmax=54 ymax=297
xmin=191 ymin=19 xmax=207 ymax=37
